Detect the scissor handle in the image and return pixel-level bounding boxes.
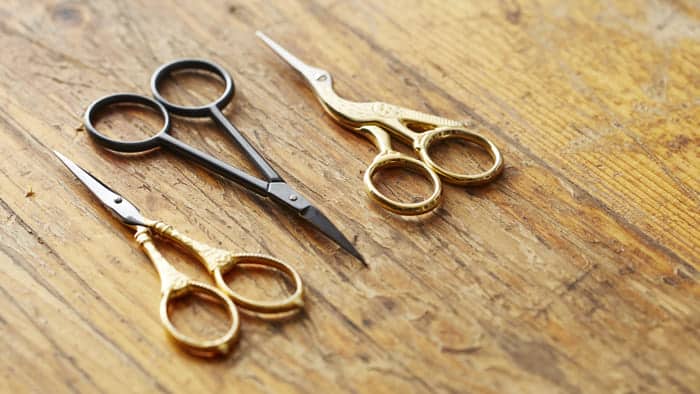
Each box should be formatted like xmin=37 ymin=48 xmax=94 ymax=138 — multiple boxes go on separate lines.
xmin=160 ymin=279 xmax=240 ymax=357
xmin=414 ymin=126 xmax=504 ymax=185
xmin=151 ymin=58 xmax=282 ymax=183
xmin=151 ymin=58 xmax=235 ymax=117
xmin=134 ymin=227 xmax=240 ymax=357
xmin=148 ymin=221 xmax=304 ymax=314
xmin=364 ymin=153 xmax=443 ymax=216
xmin=84 ymin=93 xmax=171 ymax=153
xmin=357 ymin=125 xmax=442 ymax=215
xmin=212 ymin=253 xmax=304 ymax=314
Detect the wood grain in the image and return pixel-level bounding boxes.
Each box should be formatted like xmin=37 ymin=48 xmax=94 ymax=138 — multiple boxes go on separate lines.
xmin=0 ymin=0 xmax=698 ymax=393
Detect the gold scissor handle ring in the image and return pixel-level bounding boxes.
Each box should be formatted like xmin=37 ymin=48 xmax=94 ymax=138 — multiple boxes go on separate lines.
xmin=212 ymin=253 xmax=304 ymax=314
xmin=364 ymin=152 xmax=443 ymax=215
xmin=416 ymin=127 xmax=504 ymax=185
xmin=160 ymin=280 xmax=240 ymax=357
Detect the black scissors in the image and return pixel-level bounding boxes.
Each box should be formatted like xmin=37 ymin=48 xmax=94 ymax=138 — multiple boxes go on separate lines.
xmin=83 ymin=59 xmax=364 ymax=265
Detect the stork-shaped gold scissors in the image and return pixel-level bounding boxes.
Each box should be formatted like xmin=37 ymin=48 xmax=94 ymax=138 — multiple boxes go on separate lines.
xmin=257 ymin=32 xmax=504 ymax=215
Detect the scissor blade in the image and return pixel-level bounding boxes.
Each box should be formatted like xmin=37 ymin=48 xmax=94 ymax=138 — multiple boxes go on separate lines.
xmin=301 ymin=206 xmax=367 ymax=266
xmin=267 ymin=182 xmax=365 ymax=265
xmin=256 ymin=31 xmax=328 ymax=85
xmin=53 ymin=151 xmax=147 ymax=227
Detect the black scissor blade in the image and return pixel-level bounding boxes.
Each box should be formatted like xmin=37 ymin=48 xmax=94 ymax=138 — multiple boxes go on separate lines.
xmin=301 ymin=206 xmax=366 ymax=266
xmin=267 ymin=182 xmax=365 ymax=266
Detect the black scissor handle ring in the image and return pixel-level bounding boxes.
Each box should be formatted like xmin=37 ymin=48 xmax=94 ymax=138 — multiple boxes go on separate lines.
xmin=150 ymin=58 xmax=235 ymax=117
xmin=84 ymin=93 xmax=170 ymax=153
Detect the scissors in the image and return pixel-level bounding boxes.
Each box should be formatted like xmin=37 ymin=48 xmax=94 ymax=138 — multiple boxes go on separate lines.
xmin=257 ymin=32 xmax=504 ymax=215
xmin=54 ymin=151 xmax=304 ymax=357
xmin=83 ymin=59 xmax=364 ymax=264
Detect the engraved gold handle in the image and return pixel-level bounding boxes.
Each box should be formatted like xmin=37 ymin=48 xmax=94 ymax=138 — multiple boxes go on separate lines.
xmin=379 ymin=110 xmax=504 ymax=186
xmin=360 ymin=125 xmax=443 ymax=215
xmin=414 ymin=126 xmax=504 ymax=185
xmin=134 ymin=226 xmax=240 ymax=357
xmin=146 ymin=221 xmax=304 ymax=313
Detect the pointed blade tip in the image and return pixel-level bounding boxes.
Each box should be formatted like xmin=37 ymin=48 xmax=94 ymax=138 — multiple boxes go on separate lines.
xmin=350 ymin=247 xmax=368 ymax=268
xmin=255 ymin=31 xmax=316 ymax=77
xmin=337 ymin=240 xmax=368 ymax=268
xmin=255 ymin=30 xmax=276 ymax=48
xmin=335 ymin=237 xmax=367 ymax=267
xmin=53 ymin=150 xmax=84 ymax=178
xmin=301 ymin=206 xmax=366 ymax=267
xmin=53 ymin=150 xmax=69 ymax=164
xmin=339 ymin=238 xmax=366 ymax=267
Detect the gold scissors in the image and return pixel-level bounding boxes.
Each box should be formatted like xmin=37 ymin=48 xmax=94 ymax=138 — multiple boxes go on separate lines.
xmin=257 ymin=32 xmax=504 ymax=215
xmin=54 ymin=151 xmax=303 ymax=357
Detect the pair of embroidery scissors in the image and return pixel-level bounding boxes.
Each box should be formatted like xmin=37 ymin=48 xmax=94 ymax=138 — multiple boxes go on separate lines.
xmin=83 ymin=59 xmax=364 ymax=264
xmin=54 ymin=151 xmax=304 ymax=357
xmin=257 ymin=32 xmax=504 ymax=215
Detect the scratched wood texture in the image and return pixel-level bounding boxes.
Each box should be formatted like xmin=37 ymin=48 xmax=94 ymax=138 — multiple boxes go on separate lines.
xmin=1 ymin=0 xmax=698 ymax=393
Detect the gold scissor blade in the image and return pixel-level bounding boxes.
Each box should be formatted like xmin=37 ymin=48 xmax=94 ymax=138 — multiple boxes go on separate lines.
xmin=256 ymin=31 xmax=329 ymax=85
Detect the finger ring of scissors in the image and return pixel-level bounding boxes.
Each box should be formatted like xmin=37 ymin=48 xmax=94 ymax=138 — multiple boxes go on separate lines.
xmin=54 ymin=152 xmax=304 ymax=356
xmin=147 ymin=221 xmax=304 ymax=314
xmin=82 ymin=58 xmax=364 ymax=263
xmin=257 ymin=32 xmax=504 ymax=215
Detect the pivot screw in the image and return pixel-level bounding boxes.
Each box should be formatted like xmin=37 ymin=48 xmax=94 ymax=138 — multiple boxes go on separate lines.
xmin=289 ymin=194 xmax=298 ymax=201
xmin=114 ymin=197 xmax=123 ymax=204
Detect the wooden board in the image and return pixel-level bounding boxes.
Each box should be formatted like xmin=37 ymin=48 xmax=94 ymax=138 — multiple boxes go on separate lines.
xmin=1 ymin=0 xmax=698 ymax=393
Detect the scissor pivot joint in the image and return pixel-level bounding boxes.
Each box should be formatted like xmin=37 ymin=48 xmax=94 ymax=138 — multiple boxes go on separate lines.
xmin=267 ymin=182 xmax=310 ymax=211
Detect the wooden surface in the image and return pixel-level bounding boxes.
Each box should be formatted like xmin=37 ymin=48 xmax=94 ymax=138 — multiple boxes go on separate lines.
xmin=1 ymin=1 xmax=698 ymax=393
